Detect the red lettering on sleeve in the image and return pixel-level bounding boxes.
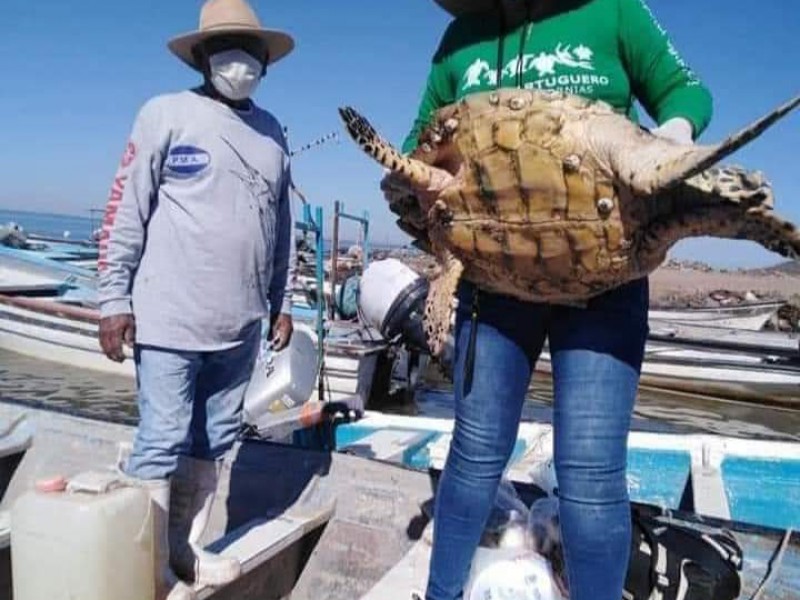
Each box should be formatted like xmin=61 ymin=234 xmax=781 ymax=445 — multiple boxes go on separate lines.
xmin=97 ymin=173 xmax=129 ymax=271
xmin=120 ymin=142 xmax=137 ymax=168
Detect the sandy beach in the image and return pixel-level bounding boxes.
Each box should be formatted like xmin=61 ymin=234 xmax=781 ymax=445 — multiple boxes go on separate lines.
xmin=648 ymin=264 xmax=800 ymax=307
xmin=381 ymin=249 xmax=799 ymax=324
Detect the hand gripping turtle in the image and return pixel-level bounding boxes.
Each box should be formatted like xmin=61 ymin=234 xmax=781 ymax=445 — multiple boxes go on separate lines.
xmin=338 ymin=89 xmax=800 ymax=357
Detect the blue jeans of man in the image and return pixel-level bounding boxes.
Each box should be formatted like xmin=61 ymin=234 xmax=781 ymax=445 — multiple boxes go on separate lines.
xmin=425 ymin=278 xmax=649 ymax=600
xmin=124 ymin=323 xmax=261 ymax=481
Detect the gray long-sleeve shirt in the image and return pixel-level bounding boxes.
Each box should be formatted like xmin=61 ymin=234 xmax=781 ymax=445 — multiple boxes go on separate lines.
xmin=97 ymin=88 xmax=296 ymax=351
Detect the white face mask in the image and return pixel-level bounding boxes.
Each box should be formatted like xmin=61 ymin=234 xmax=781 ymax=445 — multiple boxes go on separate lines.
xmin=208 ymin=49 xmax=263 ymax=101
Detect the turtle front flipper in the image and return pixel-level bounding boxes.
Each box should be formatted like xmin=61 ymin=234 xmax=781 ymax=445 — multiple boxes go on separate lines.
xmin=736 ymin=208 xmax=800 ymax=260
xmin=338 ymin=106 xmax=454 ymax=191
xmin=603 ymin=93 xmax=800 ymax=195
xmin=424 ymin=251 xmax=464 ymax=358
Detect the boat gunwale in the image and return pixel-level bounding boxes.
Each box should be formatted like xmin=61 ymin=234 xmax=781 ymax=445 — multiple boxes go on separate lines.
xmin=0 ymin=293 xmax=99 ymax=324
xmin=350 ymin=410 xmax=800 ymax=460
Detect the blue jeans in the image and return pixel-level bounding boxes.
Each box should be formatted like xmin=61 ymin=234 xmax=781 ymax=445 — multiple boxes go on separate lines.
xmin=124 ymin=323 xmax=261 ymax=480
xmin=426 ymin=278 xmax=649 ymax=600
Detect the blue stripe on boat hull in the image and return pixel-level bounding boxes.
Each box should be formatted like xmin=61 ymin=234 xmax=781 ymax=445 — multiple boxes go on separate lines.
xmin=722 ymin=457 xmax=800 ymax=530
xmin=331 ymin=423 xmax=800 ymax=531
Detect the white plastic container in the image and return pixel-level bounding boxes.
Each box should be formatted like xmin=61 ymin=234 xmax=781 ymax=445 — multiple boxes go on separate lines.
xmin=11 ymin=471 xmax=155 ymax=600
xmin=465 ymin=546 xmax=562 ymax=600
xmin=243 ymin=322 xmax=319 ymax=430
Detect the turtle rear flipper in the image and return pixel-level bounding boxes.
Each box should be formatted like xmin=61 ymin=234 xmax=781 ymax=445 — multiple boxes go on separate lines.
xmin=424 ymin=252 xmax=464 ymax=358
xmin=736 ymin=209 xmax=800 ymax=260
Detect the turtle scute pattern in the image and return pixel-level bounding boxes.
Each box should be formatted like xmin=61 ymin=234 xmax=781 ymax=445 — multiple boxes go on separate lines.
xmin=338 ymin=89 xmax=800 ymax=356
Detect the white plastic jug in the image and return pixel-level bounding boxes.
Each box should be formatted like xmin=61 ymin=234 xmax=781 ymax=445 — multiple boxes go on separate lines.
xmin=11 ymin=471 xmax=156 ymax=600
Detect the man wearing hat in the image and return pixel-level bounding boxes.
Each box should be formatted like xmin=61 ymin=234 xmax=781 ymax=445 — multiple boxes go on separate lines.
xmin=97 ymin=0 xmax=296 ymax=596
xmin=387 ymin=2 xmax=712 ymax=600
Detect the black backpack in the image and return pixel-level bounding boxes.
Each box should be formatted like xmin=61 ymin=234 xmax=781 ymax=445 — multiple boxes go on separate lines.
xmin=624 ymin=505 xmax=743 ymax=600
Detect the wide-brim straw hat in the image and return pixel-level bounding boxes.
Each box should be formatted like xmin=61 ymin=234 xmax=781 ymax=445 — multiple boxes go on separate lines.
xmin=168 ymin=0 xmax=295 ymax=71
xmin=433 ymin=0 xmax=496 ymax=17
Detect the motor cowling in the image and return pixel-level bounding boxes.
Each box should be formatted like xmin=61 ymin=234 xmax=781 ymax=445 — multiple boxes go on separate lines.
xmin=358 ymin=258 xmax=430 ymax=353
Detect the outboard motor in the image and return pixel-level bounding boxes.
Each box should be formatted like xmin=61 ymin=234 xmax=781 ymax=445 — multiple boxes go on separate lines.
xmin=358 ymin=258 xmax=430 ymax=353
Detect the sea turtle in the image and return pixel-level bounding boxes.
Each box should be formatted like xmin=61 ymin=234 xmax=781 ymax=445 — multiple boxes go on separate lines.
xmin=337 ymin=89 xmax=800 ymax=356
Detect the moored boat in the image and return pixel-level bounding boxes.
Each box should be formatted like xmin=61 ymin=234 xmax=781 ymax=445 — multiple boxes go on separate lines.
xmin=0 ymin=294 xmax=132 ymax=376
xmin=534 ymin=340 xmax=800 ymax=409
xmin=328 ymin=411 xmax=800 ymax=532
xmin=649 ymin=300 xmax=786 ymax=331
xmin=0 ymin=245 xmax=97 ymax=296
xmin=0 ymin=293 xmax=393 ymax=408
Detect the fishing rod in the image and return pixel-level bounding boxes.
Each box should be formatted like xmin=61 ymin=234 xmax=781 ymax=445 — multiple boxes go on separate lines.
xmin=282 ymin=127 xmax=341 ymax=206
xmin=283 ymin=127 xmax=340 ymax=158
xmin=289 ymin=130 xmax=340 ymax=157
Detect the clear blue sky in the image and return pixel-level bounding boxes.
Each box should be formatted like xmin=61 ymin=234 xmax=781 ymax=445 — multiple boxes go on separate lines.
xmin=0 ymin=0 xmax=797 ymax=267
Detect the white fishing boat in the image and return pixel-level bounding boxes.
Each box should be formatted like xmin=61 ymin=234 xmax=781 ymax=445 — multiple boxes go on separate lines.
xmin=355 ymin=258 xmax=800 ymax=408
xmin=0 ymin=292 xmax=394 ymax=414
xmin=635 ymin=322 xmax=800 ymax=406
xmin=649 ymin=300 xmax=786 ymax=331
xmin=534 ymin=323 xmax=800 ymax=408
xmin=0 ymin=294 xmax=132 ymax=376
xmin=0 ymin=245 xmax=97 ymax=296
xmin=648 ymin=320 xmax=800 ymax=353
xmin=0 ymin=261 xmax=70 ymax=297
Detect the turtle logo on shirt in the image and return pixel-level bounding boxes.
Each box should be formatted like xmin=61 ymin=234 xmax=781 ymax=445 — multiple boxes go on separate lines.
xmin=462 ymin=43 xmax=596 ymax=91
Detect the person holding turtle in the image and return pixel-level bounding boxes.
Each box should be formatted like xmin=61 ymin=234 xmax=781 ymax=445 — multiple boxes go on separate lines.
xmin=382 ymin=1 xmax=712 ymax=599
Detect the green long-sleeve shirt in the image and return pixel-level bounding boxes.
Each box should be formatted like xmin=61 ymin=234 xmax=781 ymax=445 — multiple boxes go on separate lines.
xmin=402 ymin=0 xmax=713 ymax=153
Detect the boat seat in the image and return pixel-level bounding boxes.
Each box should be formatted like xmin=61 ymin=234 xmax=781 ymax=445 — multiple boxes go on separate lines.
xmin=679 ymin=442 xmax=732 ymax=521
xmin=689 ymin=464 xmax=731 ymax=521
xmin=195 ymin=501 xmax=335 ymax=599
